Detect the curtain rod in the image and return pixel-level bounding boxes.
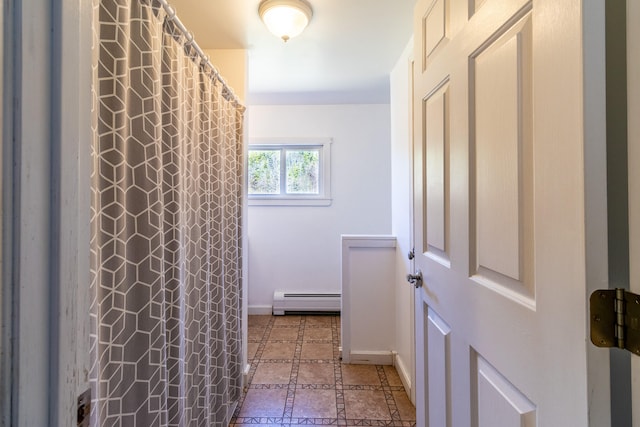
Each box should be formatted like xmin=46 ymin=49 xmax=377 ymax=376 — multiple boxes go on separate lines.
xmin=158 ymin=0 xmax=243 ymax=107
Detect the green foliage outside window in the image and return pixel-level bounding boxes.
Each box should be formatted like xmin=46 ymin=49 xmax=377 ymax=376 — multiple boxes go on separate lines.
xmin=248 ymin=147 xmax=320 ymax=196
xmin=248 ymin=150 xmax=280 ymax=194
xmin=286 ymin=150 xmax=319 ymax=194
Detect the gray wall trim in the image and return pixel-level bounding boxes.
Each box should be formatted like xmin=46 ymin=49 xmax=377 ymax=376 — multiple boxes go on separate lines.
xmin=583 ymin=0 xmax=612 ymax=425
xmin=49 ymin=0 xmax=92 ymax=424
xmin=10 ymin=0 xmax=54 ymax=425
xmin=605 ymin=1 xmax=632 ymax=426
xmin=0 ymin=0 xmax=15 ymax=425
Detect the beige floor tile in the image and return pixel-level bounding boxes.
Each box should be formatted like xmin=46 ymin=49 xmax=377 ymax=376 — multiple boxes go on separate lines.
xmin=300 ymin=343 xmax=334 ymax=360
xmin=303 ymin=328 xmax=332 ymax=341
xmin=248 ymin=327 xmax=266 ymax=342
xmin=239 ymin=315 xmax=413 ymax=425
xmin=268 ymin=327 xmax=299 ymax=341
xmin=233 ymin=424 xmax=282 ymax=427
xmin=292 ymin=389 xmax=337 ymax=419
xmin=341 ymin=364 xmax=381 ymax=386
xmin=297 ymin=363 xmax=335 ymax=384
xmin=343 ymin=390 xmax=391 ymax=420
xmin=305 ymin=315 xmax=332 ymax=326
xmin=383 ymin=365 xmax=404 ymax=386
xmin=252 ymin=362 xmax=292 ymax=384
xmin=261 ymin=342 xmax=296 ymax=359
xmin=247 ymin=342 xmax=259 ymax=360
xmin=393 ymin=390 xmax=416 ymax=421
xmin=248 ymin=315 xmax=271 ymax=327
xmin=273 ymin=315 xmax=301 ymax=325
xmin=238 ymin=389 xmax=287 ymax=417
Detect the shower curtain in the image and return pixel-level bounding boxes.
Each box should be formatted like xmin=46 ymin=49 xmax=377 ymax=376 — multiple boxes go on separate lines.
xmin=90 ymin=0 xmax=245 ymax=425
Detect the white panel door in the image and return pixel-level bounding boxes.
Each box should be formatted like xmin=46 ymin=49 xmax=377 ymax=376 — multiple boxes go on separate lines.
xmin=628 ymin=0 xmax=640 ymax=425
xmin=412 ymin=0 xmax=608 ymax=425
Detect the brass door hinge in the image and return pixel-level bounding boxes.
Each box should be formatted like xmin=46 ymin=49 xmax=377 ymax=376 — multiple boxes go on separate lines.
xmin=590 ymin=288 xmax=640 ymax=356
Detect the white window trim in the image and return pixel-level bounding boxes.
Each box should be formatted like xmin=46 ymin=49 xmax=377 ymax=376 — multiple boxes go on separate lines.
xmin=247 ymin=137 xmax=332 ymax=206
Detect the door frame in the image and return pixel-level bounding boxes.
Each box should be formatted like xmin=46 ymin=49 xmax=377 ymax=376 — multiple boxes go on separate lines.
xmin=583 ymin=0 xmax=616 ymax=425
xmin=3 ymin=0 xmax=55 ymax=423
xmin=408 ymin=52 xmax=417 ymax=405
xmin=1 ymin=0 xmax=92 ymax=425
xmin=0 ymin=0 xmax=10 ymax=424
xmin=627 ymin=1 xmax=640 ymax=425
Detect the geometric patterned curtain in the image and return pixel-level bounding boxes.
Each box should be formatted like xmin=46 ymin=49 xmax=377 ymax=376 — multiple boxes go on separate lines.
xmin=89 ymin=1 xmax=244 ymax=425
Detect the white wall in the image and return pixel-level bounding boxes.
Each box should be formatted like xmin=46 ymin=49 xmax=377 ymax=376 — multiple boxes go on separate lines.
xmin=202 ymin=49 xmax=247 ymax=104
xmin=341 ymin=235 xmax=397 ymax=365
xmin=247 ymin=104 xmax=392 ymax=311
xmin=390 ymin=38 xmax=415 ymax=402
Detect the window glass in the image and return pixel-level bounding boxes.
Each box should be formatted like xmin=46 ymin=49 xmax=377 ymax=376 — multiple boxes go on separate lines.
xmin=286 ymin=149 xmax=319 ymax=194
xmin=248 ymin=149 xmax=280 ymax=194
xmin=247 ymin=138 xmax=332 ymax=207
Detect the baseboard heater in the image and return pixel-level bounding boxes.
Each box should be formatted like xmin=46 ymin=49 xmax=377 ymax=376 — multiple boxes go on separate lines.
xmin=272 ymin=291 xmax=341 ymax=315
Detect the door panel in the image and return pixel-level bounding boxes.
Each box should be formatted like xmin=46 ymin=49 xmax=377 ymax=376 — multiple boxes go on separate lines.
xmin=426 ymin=306 xmax=451 ymax=427
xmin=424 ymin=82 xmax=450 ymax=262
xmin=471 ymin=13 xmax=532 ymax=295
xmin=473 ymin=352 xmax=536 ymax=427
xmin=422 ymin=0 xmax=448 ymax=67
xmin=412 ymin=0 xmax=603 ymax=425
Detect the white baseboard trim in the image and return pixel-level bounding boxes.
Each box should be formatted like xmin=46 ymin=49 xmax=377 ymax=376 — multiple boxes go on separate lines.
xmin=394 ymin=353 xmax=413 ymax=404
xmin=242 ymin=363 xmax=251 ymax=389
xmin=248 ymin=305 xmax=272 ymax=315
xmin=348 ymin=351 xmax=394 ymax=365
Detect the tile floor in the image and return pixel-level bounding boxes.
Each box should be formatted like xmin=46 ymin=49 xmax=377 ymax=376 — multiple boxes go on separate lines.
xmin=232 ymin=314 xmax=416 ymax=426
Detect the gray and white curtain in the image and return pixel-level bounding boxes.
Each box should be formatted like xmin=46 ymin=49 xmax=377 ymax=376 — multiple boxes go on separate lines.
xmin=90 ymin=0 xmax=245 ymax=425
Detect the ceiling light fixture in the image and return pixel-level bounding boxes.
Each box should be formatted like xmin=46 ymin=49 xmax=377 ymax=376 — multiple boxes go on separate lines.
xmin=259 ymin=0 xmax=313 ymax=42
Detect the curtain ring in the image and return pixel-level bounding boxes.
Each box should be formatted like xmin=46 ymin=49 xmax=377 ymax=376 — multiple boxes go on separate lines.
xmin=164 ymin=4 xmax=177 ymax=21
xmin=185 ymin=31 xmax=194 ymax=44
xmin=202 ymin=56 xmax=218 ymax=79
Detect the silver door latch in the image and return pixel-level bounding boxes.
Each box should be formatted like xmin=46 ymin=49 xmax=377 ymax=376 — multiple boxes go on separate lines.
xmin=406 ymin=269 xmax=423 ymax=288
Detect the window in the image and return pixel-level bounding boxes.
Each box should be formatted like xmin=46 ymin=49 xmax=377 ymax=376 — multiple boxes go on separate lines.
xmin=247 ymin=138 xmax=332 ymax=206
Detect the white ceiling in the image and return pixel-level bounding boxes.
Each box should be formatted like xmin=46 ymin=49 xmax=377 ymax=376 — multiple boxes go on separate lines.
xmin=167 ymin=0 xmax=416 ymax=104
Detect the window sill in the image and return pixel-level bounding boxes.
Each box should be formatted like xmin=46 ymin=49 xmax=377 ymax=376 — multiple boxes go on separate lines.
xmin=248 ymin=197 xmax=332 ymax=207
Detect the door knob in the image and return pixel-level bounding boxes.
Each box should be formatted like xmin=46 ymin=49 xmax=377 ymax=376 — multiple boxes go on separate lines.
xmin=406 ymin=269 xmax=423 ymax=288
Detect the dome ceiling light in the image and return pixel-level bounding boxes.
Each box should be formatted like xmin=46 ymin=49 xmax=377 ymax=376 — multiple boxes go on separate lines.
xmin=259 ymin=0 xmax=313 ymax=42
